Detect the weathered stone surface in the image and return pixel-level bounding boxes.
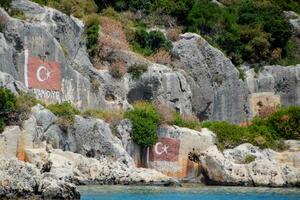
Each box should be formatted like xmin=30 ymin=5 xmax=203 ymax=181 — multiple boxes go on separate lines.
xmin=39 ymin=176 xmax=80 ymax=200
xmin=173 ymin=33 xmax=250 ymax=123
xmin=147 ymin=126 xmax=216 ymax=179
xmin=0 ymin=126 xmax=20 ymax=158
xmin=249 ymin=92 xmax=281 ymax=117
xmin=0 ymin=158 xmax=80 ymax=199
xmin=67 ymin=116 xmax=135 ymax=166
xmin=0 ymin=71 xmax=27 ymax=94
xmin=0 ymin=2 xmax=106 ymax=109
xmin=197 ymin=143 xmax=300 ymax=187
xmin=246 ymin=65 xmax=300 ymax=107
xmin=26 ymin=148 xmax=176 ymax=186
xmin=127 ymin=64 xmax=193 ymax=114
xmin=0 ymin=159 xmax=40 ymax=197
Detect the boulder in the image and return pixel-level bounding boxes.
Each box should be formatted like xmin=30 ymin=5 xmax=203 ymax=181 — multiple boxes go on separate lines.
xmin=67 ymin=116 xmax=135 ymax=166
xmin=39 ymin=176 xmax=80 ymax=200
xmin=173 ymin=33 xmax=249 ymax=123
xmin=197 ymin=143 xmax=300 ymax=187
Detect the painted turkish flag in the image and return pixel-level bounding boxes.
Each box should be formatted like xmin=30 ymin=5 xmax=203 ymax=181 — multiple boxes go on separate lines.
xmin=149 ymin=137 xmax=180 ymax=162
xmin=25 ymin=51 xmax=61 ymax=91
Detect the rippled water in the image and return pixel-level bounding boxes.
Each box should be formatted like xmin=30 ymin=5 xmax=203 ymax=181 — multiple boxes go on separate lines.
xmin=79 ymin=184 xmax=300 ymax=200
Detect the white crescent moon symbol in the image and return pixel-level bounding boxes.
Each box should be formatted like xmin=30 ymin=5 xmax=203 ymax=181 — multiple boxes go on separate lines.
xmin=154 ymin=142 xmax=164 ymax=155
xmin=36 ymin=65 xmax=48 ymax=82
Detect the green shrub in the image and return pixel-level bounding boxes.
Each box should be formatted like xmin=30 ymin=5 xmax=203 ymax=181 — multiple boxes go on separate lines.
xmin=127 ymin=64 xmax=148 ymax=79
xmin=243 ymin=155 xmax=256 ymax=164
xmin=0 ymin=88 xmax=17 ymax=118
xmin=0 ymin=118 xmax=5 ymax=133
xmin=202 ymin=121 xmax=249 ymax=150
xmin=266 ymin=106 xmax=300 ymax=140
xmin=124 ymin=101 xmax=160 ymax=147
xmin=132 ymin=28 xmax=172 ymax=56
xmin=86 ymin=22 xmax=100 ymax=57
xmin=8 ymin=93 xmax=44 ymax=124
xmin=47 ymin=102 xmax=80 ymax=130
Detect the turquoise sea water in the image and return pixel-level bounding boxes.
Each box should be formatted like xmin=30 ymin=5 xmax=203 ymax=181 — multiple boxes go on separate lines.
xmin=79 ymin=185 xmax=300 ymax=200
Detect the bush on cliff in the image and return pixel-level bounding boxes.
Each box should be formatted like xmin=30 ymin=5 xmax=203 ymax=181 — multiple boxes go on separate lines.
xmin=47 ymin=102 xmax=80 ymax=131
xmin=0 ymin=89 xmax=43 ymax=130
xmin=0 ymin=88 xmax=17 ymax=128
xmin=0 ymin=87 xmax=15 ymax=132
xmin=124 ymin=101 xmax=160 ymax=147
xmin=132 ymin=28 xmax=172 ymax=56
xmin=266 ymin=106 xmax=300 ymax=140
xmin=85 ymin=15 xmax=100 ymax=58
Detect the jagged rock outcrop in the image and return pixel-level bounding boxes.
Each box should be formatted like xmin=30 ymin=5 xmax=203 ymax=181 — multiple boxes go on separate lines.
xmin=195 ymin=143 xmax=300 ymax=187
xmin=173 ymin=33 xmax=250 ymax=123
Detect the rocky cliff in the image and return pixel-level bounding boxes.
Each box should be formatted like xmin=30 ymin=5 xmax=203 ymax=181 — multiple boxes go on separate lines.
xmin=0 ymin=0 xmax=300 ymax=198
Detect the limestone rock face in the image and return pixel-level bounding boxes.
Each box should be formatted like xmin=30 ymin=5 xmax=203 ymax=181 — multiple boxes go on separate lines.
xmin=0 ymin=2 xmax=105 ymax=109
xmin=246 ymin=65 xmax=300 ymax=107
xmin=67 ymin=116 xmax=135 ymax=166
xmin=173 ymin=33 xmax=249 ymax=123
xmin=198 ymin=143 xmax=300 ymax=187
xmin=127 ymin=64 xmax=193 ymax=114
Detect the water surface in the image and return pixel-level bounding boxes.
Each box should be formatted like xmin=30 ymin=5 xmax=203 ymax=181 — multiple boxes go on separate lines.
xmin=79 ymin=184 xmax=300 ymax=200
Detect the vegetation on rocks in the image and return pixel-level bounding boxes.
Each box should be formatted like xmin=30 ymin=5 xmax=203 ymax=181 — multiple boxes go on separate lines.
xmin=127 ymin=64 xmax=148 ymax=79
xmin=132 ymin=28 xmax=172 ymax=56
xmin=202 ymin=106 xmax=300 ymax=150
xmin=0 ymin=0 xmax=12 ymax=10
xmin=0 ymin=88 xmax=42 ymax=132
xmin=0 ymin=88 xmax=16 ymax=132
xmin=47 ymin=102 xmax=80 ymax=130
xmin=124 ymin=101 xmax=160 ymax=147
xmin=243 ymin=155 xmax=256 ymax=164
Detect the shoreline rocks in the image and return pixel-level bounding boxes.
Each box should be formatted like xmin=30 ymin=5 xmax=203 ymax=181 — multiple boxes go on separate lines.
xmin=194 ymin=143 xmax=300 ymax=187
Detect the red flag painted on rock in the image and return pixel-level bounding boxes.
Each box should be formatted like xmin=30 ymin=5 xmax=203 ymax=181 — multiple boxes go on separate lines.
xmin=149 ymin=137 xmax=180 ymax=162
xmin=25 ymin=50 xmax=61 ymax=91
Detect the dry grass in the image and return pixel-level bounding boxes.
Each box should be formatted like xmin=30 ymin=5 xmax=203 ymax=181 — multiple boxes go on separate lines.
xmin=166 ymin=27 xmax=182 ymax=41
xmin=148 ymin=49 xmax=172 ymax=65
xmin=82 ymin=109 xmax=124 ymax=126
xmin=109 ymin=60 xmax=127 ymax=78
xmin=154 ymin=101 xmax=176 ymax=125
